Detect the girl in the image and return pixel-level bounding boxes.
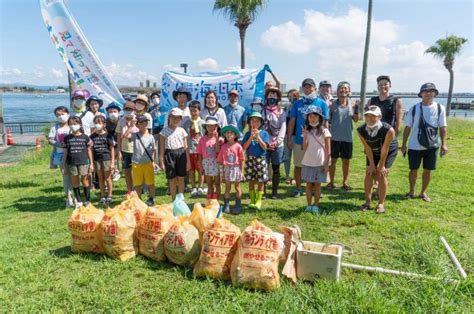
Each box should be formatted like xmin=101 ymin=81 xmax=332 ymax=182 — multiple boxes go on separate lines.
xmin=48 ymin=106 xmax=73 ymax=207
xmin=90 ymin=115 xmax=115 ymax=205
xmin=196 ymin=116 xmax=223 ymax=200
xmin=242 ymin=112 xmax=269 ymax=210
xmin=159 ymin=108 xmax=190 ymax=200
xmin=200 ymin=90 xmax=227 ymax=127
xmin=62 ymin=116 xmax=93 ymax=207
xmin=217 ymin=125 xmax=244 ymax=214
xmin=301 ymin=106 xmax=331 ymax=213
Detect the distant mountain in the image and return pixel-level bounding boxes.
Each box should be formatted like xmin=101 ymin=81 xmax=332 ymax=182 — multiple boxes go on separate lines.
xmin=0 ymin=82 xmax=66 ymax=90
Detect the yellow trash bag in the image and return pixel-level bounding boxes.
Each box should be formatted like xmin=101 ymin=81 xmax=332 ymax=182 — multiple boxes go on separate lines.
xmin=193 ymin=218 xmax=241 ymax=279
xmin=205 ymin=199 xmax=220 ymax=211
xmin=122 ymin=191 xmax=148 ymax=223
xmin=189 ymin=202 xmax=220 ymax=236
xmin=138 ymin=204 xmax=176 ymax=261
xmin=102 ymin=206 xmax=137 ymax=261
xmin=164 ymin=216 xmax=201 ymax=266
xmin=67 ymin=203 xmax=104 ymax=253
xmin=230 ymin=220 xmax=284 ymax=291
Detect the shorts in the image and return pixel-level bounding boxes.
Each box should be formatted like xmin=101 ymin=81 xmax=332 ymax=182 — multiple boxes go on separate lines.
xmin=293 ymin=144 xmax=305 ymax=168
xmin=408 ymin=148 xmax=438 ymax=171
xmin=302 ymin=165 xmax=328 ymax=183
xmin=164 ymin=148 xmax=187 ymax=179
xmin=202 ymin=157 xmax=219 ymax=177
xmin=132 ymin=162 xmax=155 ymax=186
xmin=366 ymin=149 xmax=398 ymax=169
xmin=331 ymin=140 xmax=353 ymax=159
xmin=267 ymin=146 xmax=284 ymax=165
xmin=94 ymin=160 xmax=112 ymax=171
xmin=223 ymin=165 xmax=242 ymax=182
xmin=67 ymin=164 xmax=89 ymax=176
xmin=245 ymin=155 xmax=268 ymax=182
xmin=122 ymin=151 xmax=133 ymax=169
xmin=189 ymin=153 xmax=201 ymax=172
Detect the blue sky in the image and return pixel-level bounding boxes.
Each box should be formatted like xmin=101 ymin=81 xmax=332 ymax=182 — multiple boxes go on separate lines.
xmin=1 ymin=0 xmax=473 ymax=92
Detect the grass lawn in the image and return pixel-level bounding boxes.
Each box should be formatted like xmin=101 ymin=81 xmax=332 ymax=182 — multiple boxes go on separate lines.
xmin=0 ymin=119 xmax=473 ymax=312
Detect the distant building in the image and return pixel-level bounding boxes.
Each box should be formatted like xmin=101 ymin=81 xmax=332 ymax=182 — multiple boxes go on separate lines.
xmin=56 ymin=88 xmax=66 ymax=93
xmin=140 ymin=82 xmax=144 ymax=88
xmin=146 ymin=80 xmax=150 ymax=88
xmin=153 ymin=82 xmax=157 ymax=88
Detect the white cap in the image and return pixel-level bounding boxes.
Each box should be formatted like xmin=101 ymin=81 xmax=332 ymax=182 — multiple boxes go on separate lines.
xmin=364 ymin=105 xmax=382 ymax=117
xmin=169 ymin=107 xmax=184 ymax=117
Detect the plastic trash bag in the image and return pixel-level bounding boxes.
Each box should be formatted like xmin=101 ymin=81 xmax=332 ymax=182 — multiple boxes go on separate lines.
xmin=101 ymin=206 xmax=137 ymax=261
xmin=68 ymin=203 xmax=104 ymax=254
xmin=164 ymin=216 xmax=201 ymax=266
xmin=172 ymin=193 xmax=191 ymax=217
xmin=122 ymin=191 xmax=148 ymax=223
xmin=189 ymin=202 xmax=220 ymax=236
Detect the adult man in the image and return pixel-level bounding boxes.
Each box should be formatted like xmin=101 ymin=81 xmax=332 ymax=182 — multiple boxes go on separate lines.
xmin=224 ymin=89 xmax=245 ymax=133
xmin=287 ymin=78 xmax=328 ymax=197
xmin=401 ymin=83 xmax=447 ymax=202
xmin=318 ymin=80 xmax=333 ymax=107
xmin=366 ymin=75 xmax=404 ymax=136
xmin=327 ymin=81 xmax=359 ymax=190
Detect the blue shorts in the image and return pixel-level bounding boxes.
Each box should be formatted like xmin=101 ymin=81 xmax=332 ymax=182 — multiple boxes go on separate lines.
xmin=266 ymin=146 xmax=284 ymax=165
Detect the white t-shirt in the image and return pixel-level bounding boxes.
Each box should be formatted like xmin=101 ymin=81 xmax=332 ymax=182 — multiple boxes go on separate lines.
xmin=200 ymin=107 xmax=228 ymax=128
xmin=302 ymin=128 xmax=331 ymax=167
xmin=81 ymin=111 xmax=106 ymax=136
xmin=404 ymin=102 xmax=447 ymax=150
xmin=160 ymin=126 xmax=188 ymax=150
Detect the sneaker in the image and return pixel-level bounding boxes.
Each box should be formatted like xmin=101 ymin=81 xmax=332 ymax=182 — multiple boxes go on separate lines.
xmin=310 ymin=205 xmax=320 ymax=214
xmin=106 ymin=196 xmax=113 ymax=204
xmin=292 ymin=189 xmax=303 ymax=198
xmin=66 ymin=197 xmax=75 ymax=208
xmin=146 ymin=198 xmax=155 ymax=206
xmin=75 ymin=201 xmax=83 ymax=208
xmin=190 ymin=188 xmax=198 ymax=197
xmin=197 ymin=187 xmax=204 ymax=196
xmin=185 ymin=187 xmax=192 ymax=192
xmin=83 ymin=201 xmax=91 ymax=207
xmin=112 ymin=170 xmax=120 ymax=182
xmin=304 ymin=205 xmax=313 ymax=212
xmin=202 ymin=187 xmax=208 ymax=194
xmin=99 ymin=197 xmax=107 ymax=205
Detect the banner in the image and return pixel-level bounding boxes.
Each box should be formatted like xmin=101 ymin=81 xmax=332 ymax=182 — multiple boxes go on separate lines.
xmin=40 ymin=0 xmax=125 ymax=108
xmin=160 ymin=68 xmax=266 ymax=113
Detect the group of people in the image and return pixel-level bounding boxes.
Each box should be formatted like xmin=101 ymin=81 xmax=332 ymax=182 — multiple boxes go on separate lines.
xmin=49 ymin=74 xmax=448 ymax=215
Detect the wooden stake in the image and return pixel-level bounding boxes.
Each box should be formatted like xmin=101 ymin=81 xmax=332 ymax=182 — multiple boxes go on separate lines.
xmin=440 ymin=236 xmax=467 ymax=279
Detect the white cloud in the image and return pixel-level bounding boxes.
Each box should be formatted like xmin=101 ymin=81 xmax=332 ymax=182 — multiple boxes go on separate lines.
xmin=236 ymin=41 xmax=256 ymax=61
xmin=104 ymin=62 xmax=157 ymax=85
xmin=0 ymin=67 xmax=23 ymax=76
xmin=162 ymin=64 xmax=180 ymax=71
xmin=196 ymin=58 xmax=219 ymax=70
xmin=50 ymin=68 xmax=64 ymax=78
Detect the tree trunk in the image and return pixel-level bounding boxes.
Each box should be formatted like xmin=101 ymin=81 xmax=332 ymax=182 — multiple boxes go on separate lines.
xmin=359 ymin=0 xmax=372 ymax=114
xmin=446 ymin=68 xmax=454 ymax=117
xmin=239 ymin=26 xmax=246 ymax=69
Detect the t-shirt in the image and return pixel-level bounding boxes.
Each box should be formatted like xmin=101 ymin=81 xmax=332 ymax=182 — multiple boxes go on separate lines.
xmin=263 ymin=108 xmax=287 ymax=147
xmin=329 ymin=99 xmax=353 ymax=143
xmin=242 ymin=130 xmax=270 ymax=157
xmin=131 ymin=132 xmax=156 ymax=164
xmin=289 ymin=97 xmax=328 ymax=145
xmin=82 ymin=111 xmax=106 ymax=136
xmin=217 ymin=142 xmax=244 ymax=166
xmin=115 ymin=117 xmax=139 ymax=153
xmin=224 ymin=104 xmax=246 ymax=133
xmin=90 ymin=132 xmax=115 ymax=161
xmin=404 ymin=102 xmax=447 ymax=150
xmin=160 ymin=126 xmax=188 ymax=150
xmin=369 ymin=95 xmax=398 ymax=127
xmin=105 ymin=119 xmax=118 ymax=144
xmin=196 ymin=134 xmax=224 ymax=159
xmin=48 ymin=124 xmax=70 ymax=153
xmin=302 ymin=128 xmax=331 ymax=167
xmin=182 ymin=117 xmax=205 ymax=154
xmin=357 ymin=122 xmax=398 ymax=156
xmin=62 ymin=133 xmax=92 ymax=166
xmin=200 ymin=106 xmax=228 ymax=128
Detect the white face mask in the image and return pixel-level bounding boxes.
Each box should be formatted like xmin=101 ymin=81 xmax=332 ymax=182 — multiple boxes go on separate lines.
xmin=70 ymin=124 xmax=81 ymax=132
xmin=366 ymin=121 xmax=377 ymax=128
xmin=252 ymin=104 xmax=263 ymax=112
xmin=309 ymin=121 xmax=319 ymax=127
xmin=152 ymin=98 xmax=160 ymax=105
xmin=57 ymin=114 xmax=69 ymax=123
xmin=73 ymin=99 xmax=85 ymax=108
xmin=94 ymin=124 xmax=103 ymax=131
xmin=135 ymin=104 xmax=145 ymax=112
xmin=108 ymin=112 xmax=119 ymax=121
xmin=124 ymin=110 xmax=134 ymax=118
xmin=302 ymin=91 xmax=317 ymax=101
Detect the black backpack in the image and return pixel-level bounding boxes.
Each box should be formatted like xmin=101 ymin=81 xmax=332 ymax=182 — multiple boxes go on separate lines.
xmin=412 ymin=103 xmax=441 ymax=149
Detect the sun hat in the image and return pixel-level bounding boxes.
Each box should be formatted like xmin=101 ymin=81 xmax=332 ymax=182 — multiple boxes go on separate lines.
xmin=85 ymin=96 xmax=103 ymax=108
xmin=303 ymin=105 xmax=323 ymax=118
xmin=106 ymin=102 xmax=121 ymax=112
xmin=123 ymin=101 xmax=136 ymax=110
xmin=302 ymin=78 xmax=316 ymax=87
xmin=418 ymin=82 xmax=439 ymax=97
xmin=251 ymin=97 xmax=263 ymax=105
xmin=264 ymin=87 xmax=282 ymax=101
xmin=136 ymin=115 xmax=150 ymax=124
xmin=169 ymin=107 xmax=184 ymax=117
xmin=172 ymin=87 xmax=192 ymax=101
xmin=220 ymin=125 xmax=240 ymax=138
xmin=247 ymin=111 xmax=264 ymax=122
xmin=202 ymin=115 xmax=219 ymax=128
xmin=228 ymin=89 xmax=239 ymax=97
xmin=71 ymin=89 xmax=87 ymax=99
xmin=134 ymin=94 xmax=149 ymax=108
xmin=364 ymin=105 xmax=382 ymax=117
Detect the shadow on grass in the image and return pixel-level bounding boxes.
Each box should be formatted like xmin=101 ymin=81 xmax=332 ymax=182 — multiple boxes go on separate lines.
xmin=0 ymin=180 xmax=42 ymax=189
xmin=49 ymin=246 xmax=104 ymax=261
xmin=16 ymin=195 xmax=66 ymax=212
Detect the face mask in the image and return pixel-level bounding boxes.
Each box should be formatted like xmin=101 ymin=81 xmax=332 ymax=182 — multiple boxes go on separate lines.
xmin=152 ymin=98 xmax=160 ymax=105
xmin=135 ymin=104 xmax=145 ymax=112
xmin=70 ymin=124 xmax=81 ymax=132
xmin=309 ymin=121 xmax=319 ymax=127
xmin=302 ymin=91 xmax=317 ymax=101
xmin=108 ymin=112 xmax=119 ymax=121
xmin=124 ymin=110 xmax=134 ymax=118
xmin=57 ymin=114 xmax=69 ymax=123
xmin=252 ymin=104 xmax=263 ymax=112
xmin=73 ymin=99 xmax=85 ymax=108
xmin=94 ymin=124 xmax=103 ymax=131
xmin=366 ymin=121 xmax=377 ymax=128
xmin=267 ymin=98 xmax=278 ymax=106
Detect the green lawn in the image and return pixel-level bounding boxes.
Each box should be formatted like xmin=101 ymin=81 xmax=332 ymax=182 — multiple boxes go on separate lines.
xmin=1 ymin=119 xmax=473 ymax=312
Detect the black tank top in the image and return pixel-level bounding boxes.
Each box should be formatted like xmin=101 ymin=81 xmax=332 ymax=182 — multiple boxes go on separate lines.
xmin=370 ymin=96 xmax=397 ymax=127
xmin=357 ymin=122 xmax=398 ymax=156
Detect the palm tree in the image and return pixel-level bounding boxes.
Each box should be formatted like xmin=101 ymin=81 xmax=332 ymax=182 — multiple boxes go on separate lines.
xmin=425 ymin=35 xmax=468 ymax=116
xmin=214 ymin=0 xmax=266 ymax=69
xmin=359 ymin=0 xmax=372 ymax=113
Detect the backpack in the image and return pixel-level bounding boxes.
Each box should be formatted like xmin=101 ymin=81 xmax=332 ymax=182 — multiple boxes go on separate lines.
xmin=412 ymin=103 xmax=441 ymax=149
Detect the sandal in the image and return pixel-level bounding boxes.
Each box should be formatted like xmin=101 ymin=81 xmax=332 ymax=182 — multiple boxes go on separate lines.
xmin=359 ymin=203 xmax=370 ymax=211
xmin=324 ymin=183 xmax=336 ymax=190
xmin=419 ymin=194 xmax=432 ymax=202
xmin=342 ymin=184 xmax=353 ymax=191
xmin=376 ymin=204 xmax=386 ymax=214
xmin=403 ymin=193 xmax=415 ymax=199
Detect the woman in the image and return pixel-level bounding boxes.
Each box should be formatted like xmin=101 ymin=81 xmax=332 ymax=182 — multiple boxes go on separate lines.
xmin=357 ymin=106 xmax=398 ymax=214
xmin=200 ymin=90 xmax=227 ymax=128
xmin=283 ymin=89 xmax=300 ymax=185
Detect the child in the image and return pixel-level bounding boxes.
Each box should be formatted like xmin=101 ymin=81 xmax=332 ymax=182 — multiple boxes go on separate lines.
xmin=90 ymin=115 xmax=115 ymax=205
xmin=301 ymin=106 xmax=331 ymax=213
xmin=217 ymin=125 xmax=244 ymax=214
xmin=48 ymin=106 xmax=73 ymax=207
xmin=159 ymin=108 xmax=190 ymax=200
xmin=105 ymin=102 xmax=121 ymax=181
xmin=196 ymin=116 xmax=224 ymax=200
xmin=124 ymin=115 xmax=157 ymax=206
xmin=182 ymin=100 xmax=205 ymax=197
xmin=242 ymin=112 xmax=269 ymax=210
xmin=116 ymin=101 xmax=138 ymax=195
xmin=134 ymin=94 xmax=153 ymax=131
xmin=62 ymin=116 xmax=93 ymax=207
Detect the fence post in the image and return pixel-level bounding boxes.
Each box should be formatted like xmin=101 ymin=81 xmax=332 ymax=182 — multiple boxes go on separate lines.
xmin=20 ymin=123 xmax=24 ymax=135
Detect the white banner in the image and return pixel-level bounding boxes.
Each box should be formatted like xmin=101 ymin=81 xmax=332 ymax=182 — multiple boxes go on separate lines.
xmin=160 ymin=69 xmax=266 ymax=113
xmin=40 ymin=0 xmax=124 ymax=108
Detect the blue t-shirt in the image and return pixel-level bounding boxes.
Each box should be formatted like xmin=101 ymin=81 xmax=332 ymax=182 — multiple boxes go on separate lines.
xmin=242 ymin=130 xmax=269 ymax=157
xmin=224 ymin=104 xmax=246 ymax=133
xmin=289 ymin=97 xmax=328 ymax=145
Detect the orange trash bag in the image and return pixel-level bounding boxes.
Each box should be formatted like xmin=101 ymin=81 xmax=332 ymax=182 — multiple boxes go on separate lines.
xmin=230 ymin=220 xmax=284 ymax=291
xmin=101 ymin=206 xmax=137 ymax=261
xmin=163 ymin=216 xmax=201 ymax=266
xmin=67 ymin=203 xmax=104 ymax=253
xmin=138 ymin=204 xmax=176 ymax=261
xmin=193 ymin=218 xmax=241 ymax=279
xmin=189 ymin=202 xmax=220 ymax=236
xmin=122 ymin=191 xmax=148 ymax=223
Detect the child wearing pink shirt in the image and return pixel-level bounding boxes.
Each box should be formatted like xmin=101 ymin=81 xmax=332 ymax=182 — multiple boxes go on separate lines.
xmin=217 ymin=125 xmax=244 ymax=214
xmin=196 ymin=116 xmax=224 ymax=199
